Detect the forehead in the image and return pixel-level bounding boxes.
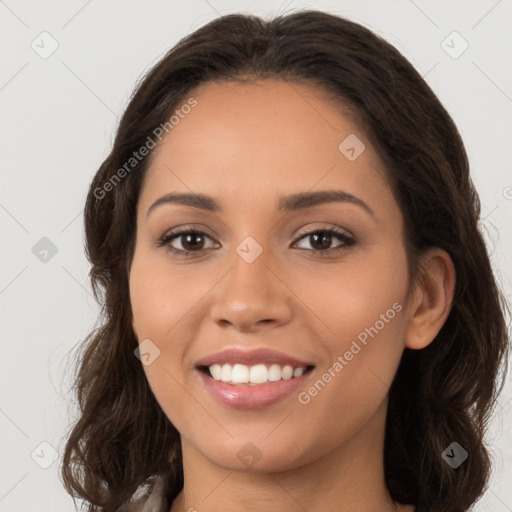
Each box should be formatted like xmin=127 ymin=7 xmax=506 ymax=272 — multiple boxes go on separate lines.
xmin=140 ymin=79 xmax=393 ymax=216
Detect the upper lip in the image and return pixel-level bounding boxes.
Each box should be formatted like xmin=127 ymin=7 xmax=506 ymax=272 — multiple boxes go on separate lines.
xmin=195 ymin=347 xmax=314 ymax=368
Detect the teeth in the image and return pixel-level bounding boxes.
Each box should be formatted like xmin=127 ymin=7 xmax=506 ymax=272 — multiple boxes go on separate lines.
xmin=221 ymin=364 xmax=232 ymax=382
xmin=210 ymin=364 xmax=222 ymax=380
xmin=293 ymin=367 xmax=304 ymax=377
xmin=231 ymin=364 xmax=249 ymax=384
xmin=207 ymin=363 xmax=307 ymax=384
xmin=249 ymin=364 xmax=268 ymax=384
xmin=268 ymin=364 xmax=281 ymax=381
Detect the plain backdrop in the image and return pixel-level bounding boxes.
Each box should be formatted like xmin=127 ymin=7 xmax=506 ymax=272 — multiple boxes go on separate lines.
xmin=1 ymin=1 xmax=511 ymax=511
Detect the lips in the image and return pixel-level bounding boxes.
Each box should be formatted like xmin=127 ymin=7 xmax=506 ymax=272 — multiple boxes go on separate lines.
xmin=194 ymin=347 xmax=315 ymax=409
xmin=198 ymin=371 xmax=312 ymax=409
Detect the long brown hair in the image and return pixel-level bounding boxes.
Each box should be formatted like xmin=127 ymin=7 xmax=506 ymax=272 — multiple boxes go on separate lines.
xmin=60 ymin=10 xmax=510 ymax=512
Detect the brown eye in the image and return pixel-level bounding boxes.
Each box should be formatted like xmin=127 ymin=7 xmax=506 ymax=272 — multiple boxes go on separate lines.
xmin=157 ymin=229 xmax=217 ymax=256
xmin=294 ymin=229 xmax=355 ymax=255
xmin=157 ymin=227 xmax=355 ymax=258
xmin=177 ymin=232 xmax=206 ymax=251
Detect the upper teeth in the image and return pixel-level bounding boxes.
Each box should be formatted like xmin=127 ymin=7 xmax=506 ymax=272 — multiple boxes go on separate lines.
xmin=208 ymin=363 xmax=305 ymax=384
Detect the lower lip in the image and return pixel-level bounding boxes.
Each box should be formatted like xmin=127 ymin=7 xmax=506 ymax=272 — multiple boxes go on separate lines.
xmin=198 ymin=370 xmax=312 ymax=409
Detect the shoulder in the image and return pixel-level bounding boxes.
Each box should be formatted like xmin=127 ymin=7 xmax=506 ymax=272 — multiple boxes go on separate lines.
xmin=117 ymin=474 xmax=168 ymax=512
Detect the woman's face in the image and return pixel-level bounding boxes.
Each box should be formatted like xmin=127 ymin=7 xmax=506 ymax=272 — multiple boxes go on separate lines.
xmin=129 ymin=79 xmax=416 ymax=472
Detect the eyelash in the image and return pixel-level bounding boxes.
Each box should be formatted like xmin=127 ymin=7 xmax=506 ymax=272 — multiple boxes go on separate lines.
xmin=156 ymin=226 xmax=356 ymax=258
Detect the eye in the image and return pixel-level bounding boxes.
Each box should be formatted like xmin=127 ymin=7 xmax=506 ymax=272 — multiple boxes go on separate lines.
xmin=156 ymin=225 xmax=356 ymax=257
xmin=293 ymin=227 xmax=355 ymax=256
xmin=157 ymin=228 xmax=218 ymax=257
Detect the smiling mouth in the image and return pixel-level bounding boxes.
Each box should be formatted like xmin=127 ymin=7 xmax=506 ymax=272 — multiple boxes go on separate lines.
xmin=198 ymin=363 xmax=315 ymax=385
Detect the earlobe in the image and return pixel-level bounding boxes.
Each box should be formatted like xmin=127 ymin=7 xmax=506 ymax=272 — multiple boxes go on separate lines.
xmin=404 ymin=248 xmax=456 ymax=350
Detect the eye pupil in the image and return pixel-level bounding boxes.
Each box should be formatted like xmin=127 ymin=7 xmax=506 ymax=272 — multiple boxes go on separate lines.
xmin=311 ymin=232 xmax=332 ymax=250
xmin=183 ymin=233 xmax=203 ymax=250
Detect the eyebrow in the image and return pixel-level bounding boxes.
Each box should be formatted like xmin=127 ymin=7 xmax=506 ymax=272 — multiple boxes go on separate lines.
xmin=146 ymin=190 xmax=376 ymax=220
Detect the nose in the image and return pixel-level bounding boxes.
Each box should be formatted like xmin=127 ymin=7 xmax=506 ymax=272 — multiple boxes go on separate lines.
xmin=209 ymin=244 xmax=292 ymax=332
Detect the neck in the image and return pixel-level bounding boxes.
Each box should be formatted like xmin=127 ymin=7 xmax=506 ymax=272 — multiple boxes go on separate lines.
xmin=170 ymin=399 xmax=413 ymax=512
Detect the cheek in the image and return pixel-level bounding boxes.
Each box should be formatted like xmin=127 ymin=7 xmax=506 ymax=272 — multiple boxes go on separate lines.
xmin=128 ymin=247 xmax=213 ymax=412
xmin=300 ymin=248 xmax=408 ymax=346
xmin=129 ymin=246 xmax=199 ymax=341
xmin=129 ymin=250 xmax=197 ymax=430
xmin=295 ymin=247 xmax=409 ymax=411
xmin=299 ymin=251 xmax=408 ymax=424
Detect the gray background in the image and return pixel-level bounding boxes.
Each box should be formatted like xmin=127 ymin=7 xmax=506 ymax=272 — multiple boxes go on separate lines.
xmin=1 ymin=1 xmax=511 ymax=511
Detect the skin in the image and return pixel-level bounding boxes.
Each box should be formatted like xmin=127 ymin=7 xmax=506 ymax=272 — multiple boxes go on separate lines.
xmin=129 ymin=80 xmax=455 ymax=512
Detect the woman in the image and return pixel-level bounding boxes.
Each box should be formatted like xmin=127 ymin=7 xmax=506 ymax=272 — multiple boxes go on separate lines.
xmin=61 ymin=9 xmax=510 ymax=512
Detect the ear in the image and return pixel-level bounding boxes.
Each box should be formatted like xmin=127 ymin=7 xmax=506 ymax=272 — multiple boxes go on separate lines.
xmin=404 ymin=248 xmax=456 ymax=350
